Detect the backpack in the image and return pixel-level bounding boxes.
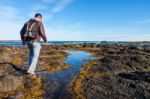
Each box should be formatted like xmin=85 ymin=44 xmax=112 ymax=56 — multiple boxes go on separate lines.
xmin=21 ymin=21 xmax=38 ymax=42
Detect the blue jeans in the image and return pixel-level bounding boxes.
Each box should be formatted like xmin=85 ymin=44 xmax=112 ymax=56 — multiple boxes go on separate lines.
xmin=27 ymin=42 xmax=41 ymax=73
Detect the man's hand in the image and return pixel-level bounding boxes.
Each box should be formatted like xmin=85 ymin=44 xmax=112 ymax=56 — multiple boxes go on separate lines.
xmin=45 ymin=41 xmax=48 ymax=45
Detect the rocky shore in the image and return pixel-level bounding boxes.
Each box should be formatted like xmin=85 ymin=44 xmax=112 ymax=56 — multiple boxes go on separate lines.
xmin=70 ymin=45 xmax=150 ymax=99
xmin=0 ymin=45 xmax=70 ymax=98
xmin=0 ymin=43 xmax=150 ymax=99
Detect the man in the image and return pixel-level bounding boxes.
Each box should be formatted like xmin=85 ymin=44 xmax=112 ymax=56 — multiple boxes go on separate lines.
xmin=20 ymin=13 xmax=48 ymax=74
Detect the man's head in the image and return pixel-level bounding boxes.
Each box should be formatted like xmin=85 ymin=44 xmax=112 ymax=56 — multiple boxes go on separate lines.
xmin=34 ymin=13 xmax=42 ymax=21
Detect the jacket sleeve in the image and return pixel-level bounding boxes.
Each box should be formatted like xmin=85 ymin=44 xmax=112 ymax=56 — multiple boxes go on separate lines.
xmin=39 ymin=22 xmax=47 ymax=42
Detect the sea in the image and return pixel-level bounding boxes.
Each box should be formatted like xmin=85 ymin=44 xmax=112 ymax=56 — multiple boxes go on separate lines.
xmin=0 ymin=41 xmax=100 ymax=46
xmin=0 ymin=41 xmax=150 ymax=47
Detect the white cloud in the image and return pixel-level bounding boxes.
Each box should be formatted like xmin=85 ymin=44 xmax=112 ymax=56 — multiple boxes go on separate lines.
xmin=0 ymin=0 xmax=78 ymax=41
xmin=37 ymin=0 xmax=74 ymax=13
xmin=135 ymin=19 xmax=150 ymax=24
xmin=95 ymin=34 xmax=150 ymax=41
xmin=99 ymin=27 xmax=141 ymax=35
xmin=31 ymin=4 xmax=48 ymax=11
xmin=0 ymin=21 xmax=23 ymax=40
xmin=51 ymin=0 xmax=74 ymax=13
xmin=44 ymin=22 xmax=87 ymax=41
xmin=0 ymin=6 xmax=18 ymax=19
xmin=92 ymin=27 xmax=149 ymax=41
xmin=0 ymin=5 xmax=25 ymax=40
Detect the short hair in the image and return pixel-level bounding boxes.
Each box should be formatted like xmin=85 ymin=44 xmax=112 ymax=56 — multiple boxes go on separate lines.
xmin=35 ymin=13 xmax=42 ymax=18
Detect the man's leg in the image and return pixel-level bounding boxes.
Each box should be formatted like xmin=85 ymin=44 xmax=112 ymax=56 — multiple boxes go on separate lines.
xmin=27 ymin=43 xmax=34 ymax=66
xmin=28 ymin=42 xmax=41 ymax=74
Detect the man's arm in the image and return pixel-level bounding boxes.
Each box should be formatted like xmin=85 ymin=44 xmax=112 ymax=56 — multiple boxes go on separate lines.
xmin=39 ymin=22 xmax=47 ymax=43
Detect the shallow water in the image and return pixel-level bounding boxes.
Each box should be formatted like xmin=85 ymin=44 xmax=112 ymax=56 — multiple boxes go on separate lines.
xmin=49 ymin=51 xmax=93 ymax=81
xmin=38 ymin=50 xmax=94 ymax=98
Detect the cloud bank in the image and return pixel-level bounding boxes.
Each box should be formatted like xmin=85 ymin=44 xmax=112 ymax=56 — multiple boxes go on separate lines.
xmin=0 ymin=0 xmax=75 ymax=40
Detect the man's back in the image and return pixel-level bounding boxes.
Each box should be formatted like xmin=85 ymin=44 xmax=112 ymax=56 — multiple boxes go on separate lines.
xmin=20 ymin=19 xmax=47 ymax=43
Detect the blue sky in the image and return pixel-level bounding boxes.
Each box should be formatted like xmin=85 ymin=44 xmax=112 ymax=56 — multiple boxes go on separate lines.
xmin=0 ymin=0 xmax=150 ymax=41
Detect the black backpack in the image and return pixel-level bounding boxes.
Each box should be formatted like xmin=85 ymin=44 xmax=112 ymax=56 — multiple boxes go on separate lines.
xmin=21 ymin=21 xmax=38 ymax=42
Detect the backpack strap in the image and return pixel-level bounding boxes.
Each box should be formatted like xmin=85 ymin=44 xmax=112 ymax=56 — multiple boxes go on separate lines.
xmin=25 ymin=22 xmax=36 ymax=36
xmin=26 ymin=22 xmax=36 ymax=31
xmin=29 ymin=22 xmax=36 ymax=31
xmin=26 ymin=22 xmax=29 ymax=31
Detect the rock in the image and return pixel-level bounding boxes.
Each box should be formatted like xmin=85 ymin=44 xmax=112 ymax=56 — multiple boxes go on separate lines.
xmin=82 ymin=43 xmax=97 ymax=48
xmin=1 ymin=44 xmax=150 ymax=99
xmin=78 ymin=45 xmax=150 ymax=99
xmin=83 ymin=72 xmax=150 ymax=99
xmin=0 ymin=63 xmax=23 ymax=92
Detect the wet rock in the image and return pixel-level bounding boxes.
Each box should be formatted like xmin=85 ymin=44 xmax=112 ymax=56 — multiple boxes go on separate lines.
xmin=83 ymin=72 xmax=150 ymax=99
xmin=50 ymin=61 xmax=64 ymax=66
xmin=75 ymin=45 xmax=150 ymax=99
xmin=8 ymin=92 xmax=24 ymax=99
xmin=143 ymin=47 xmax=150 ymax=53
xmin=43 ymin=79 xmax=60 ymax=99
xmin=1 ymin=44 xmax=150 ymax=99
xmin=83 ymin=43 xmax=97 ymax=48
xmin=0 ymin=63 xmax=23 ymax=92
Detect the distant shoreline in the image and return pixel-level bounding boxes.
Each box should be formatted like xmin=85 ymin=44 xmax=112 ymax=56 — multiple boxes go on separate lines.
xmin=0 ymin=40 xmax=21 ymax=42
